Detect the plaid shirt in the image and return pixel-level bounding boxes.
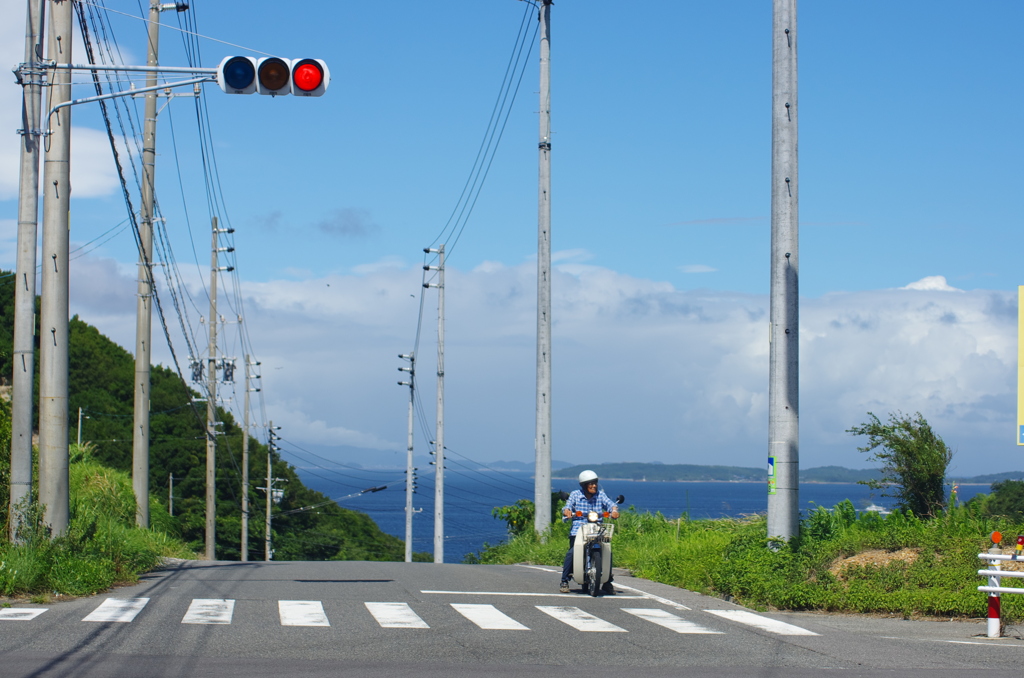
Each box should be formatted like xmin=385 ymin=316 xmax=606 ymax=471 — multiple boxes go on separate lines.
xmin=563 ymin=488 xmax=617 ymax=536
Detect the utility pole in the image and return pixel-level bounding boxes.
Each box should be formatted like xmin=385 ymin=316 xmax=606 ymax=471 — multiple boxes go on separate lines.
xmin=767 ymin=0 xmax=800 ymax=542
xmin=76 ymin=407 xmax=87 ymax=446
xmin=9 ymin=0 xmax=45 ymax=541
xmin=241 ymin=355 xmax=259 ymax=562
xmin=262 ymin=423 xmax=282 ymax=561
xmin=168 ymin=473 xmax=175 ymax=517
xmin=534 ymin=0 xmax=553 ymax=536
xmin=424 ymin=246 xmax=445 ymax=563
xmin=398 ymin=353 xmax=415 ymax=563
xmin=132 ymin=0 xmax=162 ymax=530
xmin=38 ymin=0 xmax=74 ymax=536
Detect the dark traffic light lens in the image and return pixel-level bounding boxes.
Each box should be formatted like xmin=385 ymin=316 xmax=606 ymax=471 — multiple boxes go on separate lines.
xmin=223 ymin=56 xmax=255 ymax=90
xmin=292 ymin=60 xmax=324 ymax=92
xmin=258 ymin=58 xmax=290 ymax=92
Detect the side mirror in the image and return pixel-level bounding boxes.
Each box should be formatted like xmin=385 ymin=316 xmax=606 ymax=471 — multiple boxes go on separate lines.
xmin=557 ymin=491 xmax=570 ymax=501
xmin=615 ymin=495 xmax=625 ymax=505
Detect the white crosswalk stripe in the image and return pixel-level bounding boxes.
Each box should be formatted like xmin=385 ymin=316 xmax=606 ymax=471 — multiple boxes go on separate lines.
xmin=82 ymin=598 xmax=150 ymax=623
xmin=451 ymin=603 xmax=529 ymax=630
xmin=622 ymin=608 xmax=722 ymax=634
xmin=536 ymin=605 xmax=627 ymax=632
xmin=0 ymin=608 xmax=47 ymax=621
xmin=278 ymin=600 xmax=330 ymax=627
xmin=365 ymin=602 xmax=430 ymax=628
xmin=705 ymin=610 xmax=818 ymax=636
xmin=182 ymin=599 xmax=235 ymax=624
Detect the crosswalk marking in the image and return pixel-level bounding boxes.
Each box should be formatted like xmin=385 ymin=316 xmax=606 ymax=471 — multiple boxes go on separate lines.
xmin=536 ymin=606 xmax=627 ymax=632
xmin=182 ymin=599 xmax=235 ymax=625
xmin=83 ymin=598 xmax=150 ymax=623
xmin=622 ymin=608 xmax=722 ymax=634
xmin=451 ymin=603 xmax=529 ymax=630
xmin=705 ymin=610 xmax=818 ymax=636
xmin=0 ymin=608 xmax=47 ymax=621
xmin=278 ymin=600 xmax=330 ymax=627
xmin=365 ymin=602 xmax=430 ymax=628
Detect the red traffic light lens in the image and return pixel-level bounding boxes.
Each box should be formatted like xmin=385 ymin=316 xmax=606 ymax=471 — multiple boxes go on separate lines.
xmin=292 ymin=60 xmax=324 ymax=92
xmin=258 ymin=57 xmax=290 ymax=92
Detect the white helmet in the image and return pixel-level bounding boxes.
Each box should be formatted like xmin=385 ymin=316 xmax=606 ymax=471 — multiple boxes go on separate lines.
xmin=578 ymin=470 xmax=599 ymax=485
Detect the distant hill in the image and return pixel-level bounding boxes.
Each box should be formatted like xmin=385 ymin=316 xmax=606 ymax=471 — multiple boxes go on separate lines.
xmin=554 ymin=462 xmax=1016 ymax=485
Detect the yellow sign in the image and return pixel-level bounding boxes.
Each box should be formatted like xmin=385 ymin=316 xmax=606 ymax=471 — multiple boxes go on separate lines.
xmin=1019 ymin=287 xmax=1024 ymax=445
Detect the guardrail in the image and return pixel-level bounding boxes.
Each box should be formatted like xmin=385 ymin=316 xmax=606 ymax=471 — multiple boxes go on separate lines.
xmin=977 ymin=551 xmax=1024 ymax=638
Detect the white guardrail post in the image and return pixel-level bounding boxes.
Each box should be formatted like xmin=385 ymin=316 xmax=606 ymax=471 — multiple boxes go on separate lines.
xmin=976 ymin=533 xmax=1024 ymax=639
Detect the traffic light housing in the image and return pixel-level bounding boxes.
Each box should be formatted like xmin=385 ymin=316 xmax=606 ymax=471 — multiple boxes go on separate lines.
xmin=217 ymin=56 xmax=329 ymax=97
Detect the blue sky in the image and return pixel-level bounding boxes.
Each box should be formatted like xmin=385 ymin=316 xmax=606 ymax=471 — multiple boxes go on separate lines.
xmin=2 ymin=1 xmax=1023 ymax=477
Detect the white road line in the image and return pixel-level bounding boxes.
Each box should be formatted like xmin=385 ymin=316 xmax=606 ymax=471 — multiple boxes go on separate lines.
xmin=278 ymin=600 xmax=330 ymax=627
xmin=705 ymin=610 xmax=818 ymax=636
xmin=622 ymin=608 xmax=722 ymax=634
xmin=421 ymin=590 xmax=644 ymax=599
xmin=536 ymin=606 xmax=627 ymax=632
xmin=612 ymin=583 xmax=691 ymax=610
xmin=82 ymin=598 xmax=150 ymax=623
xmin=0 ymin=608 xmax=47 ymax=621
xmin=181 ymin=599 xmax=235 ymax=625
xmin=451 ymin=604 xmax=529 ymax=630
xmin=365 ymin=602 xmax=429 ymax=629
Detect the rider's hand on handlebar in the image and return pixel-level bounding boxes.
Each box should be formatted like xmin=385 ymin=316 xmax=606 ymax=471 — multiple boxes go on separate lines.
xmin=611 ymin=509 xmax=619 ymax=519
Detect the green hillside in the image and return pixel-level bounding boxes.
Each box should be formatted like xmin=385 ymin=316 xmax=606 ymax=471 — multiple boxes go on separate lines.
xmin=0 ymin=270 xmax=414 ymax=561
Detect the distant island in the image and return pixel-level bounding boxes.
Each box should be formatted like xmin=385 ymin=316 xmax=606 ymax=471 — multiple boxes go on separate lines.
xmin=552 ymin=462 xmax=1024 ymax=485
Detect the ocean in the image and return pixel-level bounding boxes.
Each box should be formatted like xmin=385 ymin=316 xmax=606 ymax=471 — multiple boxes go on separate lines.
xmin=295 ymin=468 xmax=989 ymax=564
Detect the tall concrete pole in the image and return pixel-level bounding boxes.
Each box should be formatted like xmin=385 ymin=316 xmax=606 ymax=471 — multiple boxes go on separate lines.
xmin=38 ymin=0 xmax=73 ymax=536
xmin=428 ymin=246 xmax=445 ymax=563
xmin=767 ymin=0 xmax=800 ymax=542
xmin=132 ymin=0 xmax=162 ymax=529
xmin=264 ymin=422 xmax=277 ymax=562
xmin=10 ymin=0 xmax=46 ymax=540
xmin=534 ymin=0 xmax=553 ymax=536
xmin=241 ymin=354 xmax=251 ymax=562
xmin=399 ymin=353 xmax=415 ymax=563
xmin=205 ymin=217 xmax=219 ymax=560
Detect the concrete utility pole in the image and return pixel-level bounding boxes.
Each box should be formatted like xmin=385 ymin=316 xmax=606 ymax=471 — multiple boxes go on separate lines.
xmin=132 ymin=0 xmax=163 ymax=530
xmin=241 ymin=355 xmax=259 ymax=562
xmin=205 ymin=217 xmax=219 ymax=560
xmin=424 ymin=246 xmax=445 ymax=563
xmin=168 ymin=473 xmax=174 ymax=517
xmin=9 ymin=0 xmax=46 ymax=541
xmin=534 ymin=0 xmax=553 ymax=537
xmin=398 ymin=353 xmax=415 ymax=563
xmin=38 ymin=0 xmax=74 ymax=535
xmin=261 ymin=423 xmax=282 ymax=561
xmin=767 ymin=0 xmax=800 ymax=542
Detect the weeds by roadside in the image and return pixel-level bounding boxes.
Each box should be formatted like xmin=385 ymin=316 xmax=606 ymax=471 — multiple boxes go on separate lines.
xmin=473 ymin=500 xmax=1024 ymax=620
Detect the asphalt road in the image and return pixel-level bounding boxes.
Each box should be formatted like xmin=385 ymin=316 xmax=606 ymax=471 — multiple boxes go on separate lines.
xmin=0 ymin=560 xmax=1020 ymax=677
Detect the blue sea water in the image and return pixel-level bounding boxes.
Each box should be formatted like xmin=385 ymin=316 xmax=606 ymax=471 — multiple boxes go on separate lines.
xmin=295 ymin=468 xmax=988 ymax=564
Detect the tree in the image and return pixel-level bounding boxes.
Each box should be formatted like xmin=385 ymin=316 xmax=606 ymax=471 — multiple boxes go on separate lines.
xmin=847 ymin=411 xmax=952 ymax=518
xmin=980 ymin=479 xmax=1024 ymax=522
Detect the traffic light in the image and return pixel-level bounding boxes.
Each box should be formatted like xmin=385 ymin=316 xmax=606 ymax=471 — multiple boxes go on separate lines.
xmin=216 ymin=56 xmax=330 ymax=97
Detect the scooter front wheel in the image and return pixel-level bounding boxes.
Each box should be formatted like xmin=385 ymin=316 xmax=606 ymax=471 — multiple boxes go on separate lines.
xmin=588 ymin=548 xmax=601 ymax=597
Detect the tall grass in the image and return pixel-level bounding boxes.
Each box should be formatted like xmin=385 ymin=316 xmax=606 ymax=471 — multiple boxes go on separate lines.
xmin=475 ymin=501 xmax=1024 ymax=620
xmin=0 ymin=445 xmax=193 ymax=597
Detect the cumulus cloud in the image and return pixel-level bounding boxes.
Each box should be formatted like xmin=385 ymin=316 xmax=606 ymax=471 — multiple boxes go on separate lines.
xmin=52 ymin=251 xmax=1020 ymax=474
xmin=902 ymin=275 xmax=961 ymax=292
xmin=679 ymin=264 xmax=717 ymax=274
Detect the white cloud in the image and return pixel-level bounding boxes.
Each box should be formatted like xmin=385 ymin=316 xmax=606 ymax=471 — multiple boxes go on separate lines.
xmin=902 ymin=275 xmax=961 ymax=292
xmin=53 ymin=251 xmax=1020 ymax=475
xmin=679 ymin=264 xmax=718 ymax=274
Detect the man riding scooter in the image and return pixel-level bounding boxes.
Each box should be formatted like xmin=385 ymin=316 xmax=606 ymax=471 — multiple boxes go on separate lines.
xmin=560 ymin=470 xmax=619 ymax=594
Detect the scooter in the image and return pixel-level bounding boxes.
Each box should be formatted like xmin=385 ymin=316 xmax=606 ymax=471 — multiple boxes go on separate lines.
xmin=571 ymin=495 xmax=624 ymax=596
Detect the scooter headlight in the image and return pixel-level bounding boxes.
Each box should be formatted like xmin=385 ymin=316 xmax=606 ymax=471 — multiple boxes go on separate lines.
xmin=587 ymin=511 xmax=599 ymax=523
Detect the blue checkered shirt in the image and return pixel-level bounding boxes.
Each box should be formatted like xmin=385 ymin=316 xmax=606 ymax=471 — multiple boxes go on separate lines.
xmin=563 ymin=489 xmax=617 ymax=536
